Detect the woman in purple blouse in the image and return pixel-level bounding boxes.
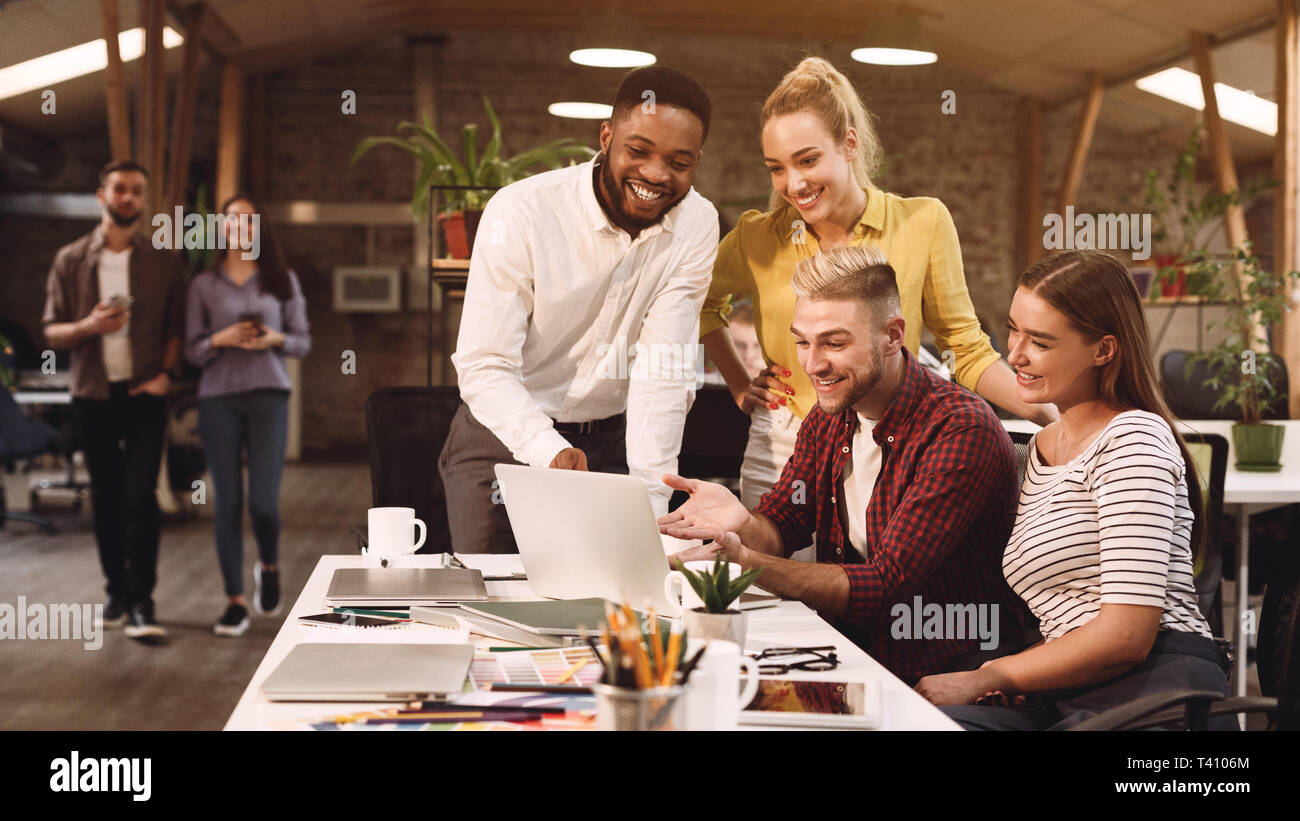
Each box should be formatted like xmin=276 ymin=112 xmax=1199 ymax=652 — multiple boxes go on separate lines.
xmin=185 ymin=195 xmax=310 ymax=636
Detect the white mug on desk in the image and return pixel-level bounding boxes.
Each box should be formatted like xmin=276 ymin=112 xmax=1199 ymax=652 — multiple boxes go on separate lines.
xmin=365 ymin=507 xmax=426 ymax=567
xmin=684 ymin=639 xmax=760 ymax=730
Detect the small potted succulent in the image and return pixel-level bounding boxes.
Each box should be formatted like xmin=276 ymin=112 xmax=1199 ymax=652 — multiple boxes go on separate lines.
xmin=673 ymin=555 xmax=762 ymax=648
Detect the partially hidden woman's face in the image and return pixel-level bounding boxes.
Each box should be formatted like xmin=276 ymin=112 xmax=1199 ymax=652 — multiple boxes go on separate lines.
xmin=223 ymin=198 xmax=258 ymax=251
xmin=761 ymin=111 xmax=858 ymax=226
xmin=1006 ymin=286 xmax=1116 ymax=408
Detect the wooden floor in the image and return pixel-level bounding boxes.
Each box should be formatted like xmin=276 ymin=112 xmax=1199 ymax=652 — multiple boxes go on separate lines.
xmin=0 ymin=460 xmax=369 ymax=731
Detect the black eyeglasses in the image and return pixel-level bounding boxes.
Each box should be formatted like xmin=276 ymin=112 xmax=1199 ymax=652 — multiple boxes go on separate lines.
xmin=747 ymin=646 xmax=841 ymax=674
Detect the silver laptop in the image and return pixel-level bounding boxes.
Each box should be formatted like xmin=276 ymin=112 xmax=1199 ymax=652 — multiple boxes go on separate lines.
xmin=260 ymin=643 xmax=474 ymax=702
xmin=325 ymin=568 xmax=488 ymax=608
xmin=493 ymin=465 xmax=682 ymax=612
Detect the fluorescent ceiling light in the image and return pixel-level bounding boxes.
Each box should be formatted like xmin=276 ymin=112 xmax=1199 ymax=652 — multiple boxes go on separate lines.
xmin=548 ymin=102 xmax=613 ymax=119
xmin=570 ymin=48 xmax=656 ymax=68
xmin=851 ymin=47 xmax=937 ymax=66
xmin=1135 ymin=67 xmax=1277 ymax=136
xmin=0 ymin=27 xmax=184 ymax=102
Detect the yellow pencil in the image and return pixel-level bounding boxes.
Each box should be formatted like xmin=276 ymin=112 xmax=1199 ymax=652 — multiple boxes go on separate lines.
xmin=661 ymin=622 xmax=683 ymax=687
xmin=557 ymin=657 xmax=589 ymax=684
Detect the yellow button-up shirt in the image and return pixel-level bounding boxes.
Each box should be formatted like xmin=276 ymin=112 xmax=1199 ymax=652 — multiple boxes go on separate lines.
xmin=701 ymin=188 xmax=1000 ymax=420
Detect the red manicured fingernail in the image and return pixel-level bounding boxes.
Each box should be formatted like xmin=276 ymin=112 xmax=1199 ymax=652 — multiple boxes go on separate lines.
xmin=786 ymin=388 xmax=794 ymax=395
xmin=769 ymin=403 xmax=778 ymax=409
xmin=784 ymin=369 xmax=791 ymax=376
xmin=778 ymin=397 xmax=786 ymax=404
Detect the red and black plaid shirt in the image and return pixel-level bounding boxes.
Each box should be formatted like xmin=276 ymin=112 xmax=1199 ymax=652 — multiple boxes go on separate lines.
xmin=755 ymin=347 xmax=1032 ymax=684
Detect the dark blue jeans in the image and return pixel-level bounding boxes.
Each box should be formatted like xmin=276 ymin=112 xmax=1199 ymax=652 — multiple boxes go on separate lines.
xmin=198 ymin=389 xmax=288 ymax=597
xmin=73 ymin=383 xmax=166 ymax=611
xmin=941 ymin=630 xmax=1237 ymax=731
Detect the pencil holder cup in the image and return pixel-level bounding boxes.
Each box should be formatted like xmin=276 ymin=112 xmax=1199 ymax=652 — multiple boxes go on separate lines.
xmin=593 ymin=683 xmax=689 ymax=731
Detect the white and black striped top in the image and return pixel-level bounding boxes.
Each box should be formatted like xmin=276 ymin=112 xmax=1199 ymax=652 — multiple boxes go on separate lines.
xmin=1004 ymin=410 xmax=1211 ymax=641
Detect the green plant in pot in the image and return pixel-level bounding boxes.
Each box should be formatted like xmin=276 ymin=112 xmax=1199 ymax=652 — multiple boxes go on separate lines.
xmin=672 ymin=555 xmax=762 ymax=647
xmin=351 ymin=97 xmax=595 ymax=259
xmin=1177 ymin=242 xmax=1298 ymax=470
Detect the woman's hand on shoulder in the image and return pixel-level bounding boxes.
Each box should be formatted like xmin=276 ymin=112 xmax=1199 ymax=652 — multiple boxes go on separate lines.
xmin=738 ymin=365 xmax=795 ymax=414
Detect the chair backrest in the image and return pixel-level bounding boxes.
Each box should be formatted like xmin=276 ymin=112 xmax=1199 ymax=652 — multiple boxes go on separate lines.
xmin=677 ymin=384 xmax=750 ymax=480
xmin=1008 ymin=430 xmax=1034 ymax=489
xmin=1162 ymin=349 xmax=1290 ymax=420
xmin=1182 ymin=433 xmax=1227 ymax=636
xmin=0 ymin=387 xmax=61 ymax=459
xmin=1257 ymin=560 xmax=1300 ymax=728
xmin=365 ymin=386 xmax=462 ymax=555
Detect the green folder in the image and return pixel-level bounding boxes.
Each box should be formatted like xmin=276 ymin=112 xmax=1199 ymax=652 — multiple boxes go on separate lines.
xmin=459 ymin=598 xmax=670 ymax=637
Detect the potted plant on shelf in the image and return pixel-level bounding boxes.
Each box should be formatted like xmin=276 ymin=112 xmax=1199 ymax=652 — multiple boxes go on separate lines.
xmin=351 ymin=97 xmax=595 ymax=259
xmin=672 ymin=555 xmax=762 ymax=647
xmin=1178 ymin=241 xmax=1297 ymax=470
xmin=1140 ymin=128 xmax=1297 ymax=468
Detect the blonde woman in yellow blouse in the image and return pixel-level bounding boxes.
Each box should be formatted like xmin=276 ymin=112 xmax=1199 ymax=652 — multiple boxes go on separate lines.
xmin=703 ymin=57 xmax=1056 ymax=508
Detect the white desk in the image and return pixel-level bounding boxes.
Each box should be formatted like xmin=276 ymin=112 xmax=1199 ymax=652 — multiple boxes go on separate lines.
xmin=1003 ymin=418 xmax=1300 ymax=698
xmin=225 ymin=553 xmax=959 ymax=731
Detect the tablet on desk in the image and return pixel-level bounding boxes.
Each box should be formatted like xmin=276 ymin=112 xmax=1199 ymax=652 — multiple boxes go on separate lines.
xmin=739 ymin=679 xmax=882 ymax=729
xmin=324 ymin=567 xmax=488 ymax=608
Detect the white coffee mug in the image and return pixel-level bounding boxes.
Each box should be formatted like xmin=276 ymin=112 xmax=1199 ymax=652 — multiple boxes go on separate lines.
xmin=683 ymin=639 xmax=760 ymax=731
xmin=664 ymin=561 xmax=743 ymax=618
xmin=366 ymin=507 xmax=426 ymax=566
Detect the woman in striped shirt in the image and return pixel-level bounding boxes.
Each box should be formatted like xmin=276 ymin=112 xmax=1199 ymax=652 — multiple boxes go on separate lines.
xmin=915 ymin=250 xmax=1234 ymax=730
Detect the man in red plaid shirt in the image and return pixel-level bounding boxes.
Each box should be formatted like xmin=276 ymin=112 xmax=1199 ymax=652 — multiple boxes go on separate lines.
xmin=660 ymin=246 xmax=1032 ymax=684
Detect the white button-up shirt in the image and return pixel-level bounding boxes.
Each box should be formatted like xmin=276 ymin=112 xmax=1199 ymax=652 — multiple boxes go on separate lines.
xmin=452 ymin=159 xmax=719 ymax=514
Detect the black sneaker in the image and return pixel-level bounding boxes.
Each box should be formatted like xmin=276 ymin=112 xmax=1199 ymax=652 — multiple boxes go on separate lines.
xmin=253 ymin=562 xmax=281 ymax=617
xmin=124 ymin=605 xmax=166 ymax=641
xmin=96 ymin=598 xmax=128 ymax=630
xmin=213 ymin=603 xmax=250 ymax=637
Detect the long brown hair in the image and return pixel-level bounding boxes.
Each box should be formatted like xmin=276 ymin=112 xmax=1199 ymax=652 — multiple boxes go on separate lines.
xmin=760 ymin=57 xmax=882 ymax=212
xmin=1020 ymin=250 xmax=1205 ymax=560
xmin=219 ymin=193 xmax=292 ymax=302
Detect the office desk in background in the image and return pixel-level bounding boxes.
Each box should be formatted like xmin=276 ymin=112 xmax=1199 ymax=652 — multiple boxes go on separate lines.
xmin=1003 ymin=418 xmax=1300 ymax=699
xmin=225 ymin=552 xmax=959 ymax=731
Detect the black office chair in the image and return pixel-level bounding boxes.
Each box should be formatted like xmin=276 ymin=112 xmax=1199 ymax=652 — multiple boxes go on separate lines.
xmin=1008 ymin=430 xmax=1034 ymax=488
xmin=1067 ymin=561 xmax=1299 ymax=731
xmin=1184 ymin=433 xmax=1228 ymax=638
xmin=1161 ymin=349 xmax=1290 ymax=420
xmin=355 ymin=386 xmax=461 ymax=555
xmin=0 ymin=386 xmax=61 ymax=532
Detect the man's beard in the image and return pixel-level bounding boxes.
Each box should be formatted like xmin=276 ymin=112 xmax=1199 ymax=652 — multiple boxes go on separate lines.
xmin=816 ymin=343 xmax=883 ymax=416
xmin=596 ymin=149 xmax=687 ymax=231
xmin=105 ymin=203 xmax=138 ymax=227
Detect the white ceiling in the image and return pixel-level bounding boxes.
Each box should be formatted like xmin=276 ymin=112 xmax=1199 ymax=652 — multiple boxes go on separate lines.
xmin=0 ymin=0 xmax=1285 ymax=161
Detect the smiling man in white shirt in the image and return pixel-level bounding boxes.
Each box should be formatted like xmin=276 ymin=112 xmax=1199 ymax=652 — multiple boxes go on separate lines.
xmin=440 ymin=66 xmax=719 ymax=554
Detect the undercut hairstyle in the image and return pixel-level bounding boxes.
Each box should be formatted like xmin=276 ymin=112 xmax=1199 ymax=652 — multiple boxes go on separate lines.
xmin=791 ymin=245 xmax=901 ymax=325
xmin=611 ymin=65 xmax=712 ymax=139
xmin=98 ymin=160 xmax=149 ymax=186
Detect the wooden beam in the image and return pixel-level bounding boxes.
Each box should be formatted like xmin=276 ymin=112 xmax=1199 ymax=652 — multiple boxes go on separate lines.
xmin=1276 ymin=0 xmax=1300 ymax=417
xmin=1020 ymin=97 xmax=1044 ymax=272
xmin=147 ymin=0 xmax=167 ymax=217
xmin=246 ymin=73 xmax=268 ymax=201
xmin=1055 ymin=72 xmax=1103 ymax=216
xmin=215 ymin=59 xmax=244 ymax=208
xmin=98 ymin=0 xmax=132 ymax=161
xmin=1190 ymin=29 xmax=1263 ymax=356
xmin=166 ymin=2 xmax=205 ymax=212
xmin=1191 ymin=32 xmax=1250 ymax=255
